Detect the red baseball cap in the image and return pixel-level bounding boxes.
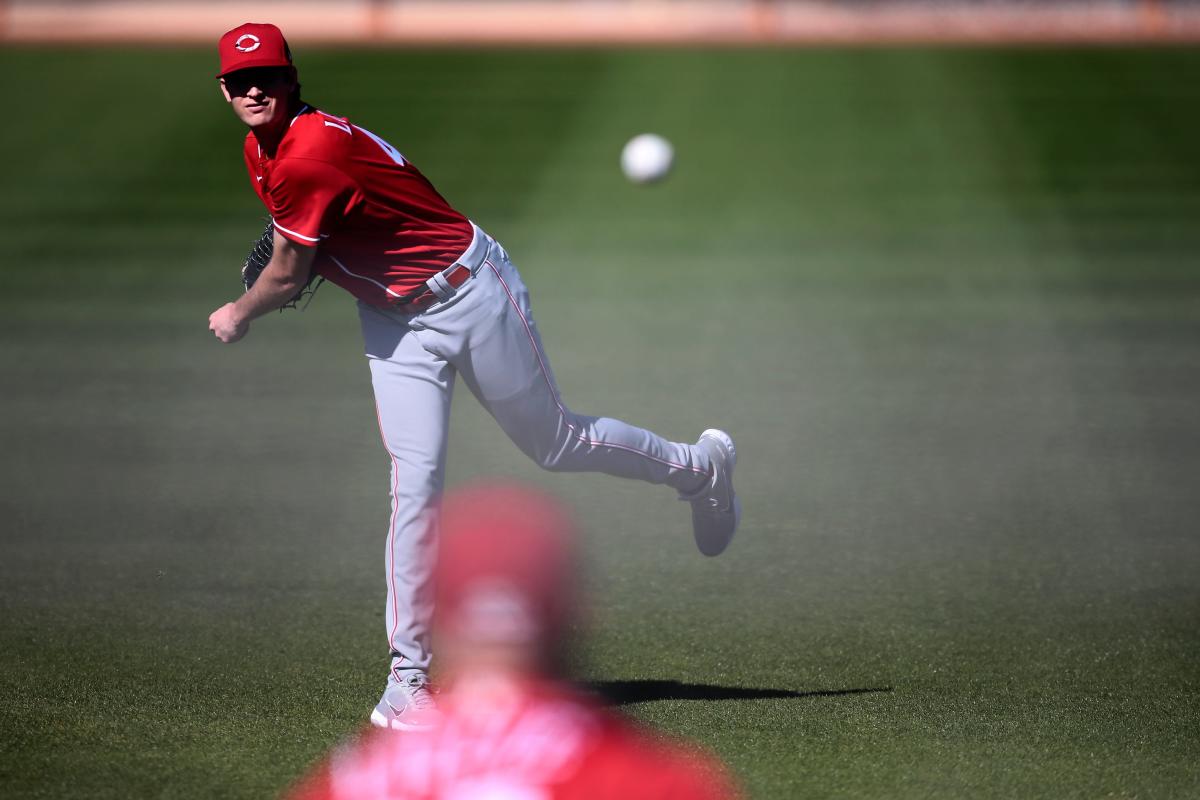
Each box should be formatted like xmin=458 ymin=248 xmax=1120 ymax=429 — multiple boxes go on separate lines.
xmin=434 ymin=482 xmax=578 ymax=646
xmin=216 ymin=23 xmax=293 ymax=79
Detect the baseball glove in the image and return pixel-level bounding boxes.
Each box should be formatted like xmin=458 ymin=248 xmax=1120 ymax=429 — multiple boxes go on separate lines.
xmin=241 ymin=219 xmax=323 ymax=310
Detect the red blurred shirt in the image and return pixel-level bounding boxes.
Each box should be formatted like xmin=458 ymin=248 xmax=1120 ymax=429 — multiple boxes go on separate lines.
xmin=285 ymin=680 xmax=742 ymax=800
xmin=244 ymin=105 xmax=473 ymax=307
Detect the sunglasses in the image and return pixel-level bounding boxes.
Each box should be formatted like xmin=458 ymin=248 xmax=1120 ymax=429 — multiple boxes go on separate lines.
xmin=223 ymin=67 xmax=293 ymax=96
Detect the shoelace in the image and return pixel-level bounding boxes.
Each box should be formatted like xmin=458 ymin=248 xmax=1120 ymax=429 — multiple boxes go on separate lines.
xmin=403 ymin=676 xmax=438 ymax=710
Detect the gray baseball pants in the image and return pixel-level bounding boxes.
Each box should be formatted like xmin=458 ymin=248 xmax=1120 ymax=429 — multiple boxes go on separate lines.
xmin=358 ymin=224 xmax=712 ymax=682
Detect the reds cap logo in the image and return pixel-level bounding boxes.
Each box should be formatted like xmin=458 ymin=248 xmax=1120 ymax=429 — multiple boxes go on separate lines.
xmin=216 ymin=24 xmax=294 ymax=79
xmin=234 ymin=34 xmax=261 ymax=53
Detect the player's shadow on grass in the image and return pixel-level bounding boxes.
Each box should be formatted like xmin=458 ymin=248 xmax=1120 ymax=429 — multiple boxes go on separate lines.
xmin=589 ymin=679 xmax=893 ymax=706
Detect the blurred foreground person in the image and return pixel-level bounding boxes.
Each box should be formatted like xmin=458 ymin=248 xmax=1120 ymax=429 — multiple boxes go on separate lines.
xmin=286 ymin=482 xmax=742 ymax=800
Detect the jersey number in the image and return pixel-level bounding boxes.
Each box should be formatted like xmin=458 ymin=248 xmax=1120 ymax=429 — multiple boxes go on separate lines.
xmin=355 ymin=125 xmax=407 ymax=167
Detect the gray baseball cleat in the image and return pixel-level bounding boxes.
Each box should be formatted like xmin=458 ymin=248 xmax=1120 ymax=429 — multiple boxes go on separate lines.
xmin=683 ymin=429 xmax=741 ymax=556
xmin=370 ymin=673 xmax=441 ymax=731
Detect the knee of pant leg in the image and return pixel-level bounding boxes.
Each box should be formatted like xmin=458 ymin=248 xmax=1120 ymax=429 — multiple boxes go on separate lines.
xmin=505 ymin=414 xmax=574 ymax=472
xmin=493 ymin=397 xmax=589 ymax=472
xmin=531 ymin=412 xmax=590 ymax=472
xmin=519 ymin=437 xmax=566 ymax=472
xmin=535 ymin=449 xmax=568 ymax=472
xmin=386 ymin=459 xmax=444 ymax=507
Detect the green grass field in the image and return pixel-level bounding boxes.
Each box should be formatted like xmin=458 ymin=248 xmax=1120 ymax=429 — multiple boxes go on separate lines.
xmin=2 ymin=45 xmax=1199 ymax=798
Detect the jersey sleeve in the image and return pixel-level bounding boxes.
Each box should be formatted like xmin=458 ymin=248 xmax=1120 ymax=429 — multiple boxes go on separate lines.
xmin=267 ymin=158 xmax=363 ymax=247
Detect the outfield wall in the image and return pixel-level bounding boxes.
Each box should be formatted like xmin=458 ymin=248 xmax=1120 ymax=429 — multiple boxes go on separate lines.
xmin=3 ymin=0 xmax=1200 ymax=45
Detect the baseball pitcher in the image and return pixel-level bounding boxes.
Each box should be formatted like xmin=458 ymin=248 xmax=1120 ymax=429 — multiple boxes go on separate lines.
xmin=208 ymin=22 xmax=741 ymax=730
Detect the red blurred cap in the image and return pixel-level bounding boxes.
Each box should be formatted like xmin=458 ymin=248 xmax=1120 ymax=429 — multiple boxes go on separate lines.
xmin=434 ymin=482 xmax=578 ymax=646
xmin=216 ymin=23 xmax=293 ymax=79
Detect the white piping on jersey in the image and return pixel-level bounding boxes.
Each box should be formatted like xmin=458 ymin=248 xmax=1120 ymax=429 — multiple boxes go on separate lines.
xmin=327 ymin=254 xmax=403 ymax=299
xmin=273 ymin=220 xmax=325 ymax=243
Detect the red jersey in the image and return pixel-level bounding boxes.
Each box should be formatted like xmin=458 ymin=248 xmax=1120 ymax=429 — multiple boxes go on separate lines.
xmin=285 ymin=682 xmax=742 ymax=800
xmin=244 ymin=104 xmax=474 ymax=307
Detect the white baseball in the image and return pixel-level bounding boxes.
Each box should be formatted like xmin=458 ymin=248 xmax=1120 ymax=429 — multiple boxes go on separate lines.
xmin=620 ymin=133 xmax=674 ymax=184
